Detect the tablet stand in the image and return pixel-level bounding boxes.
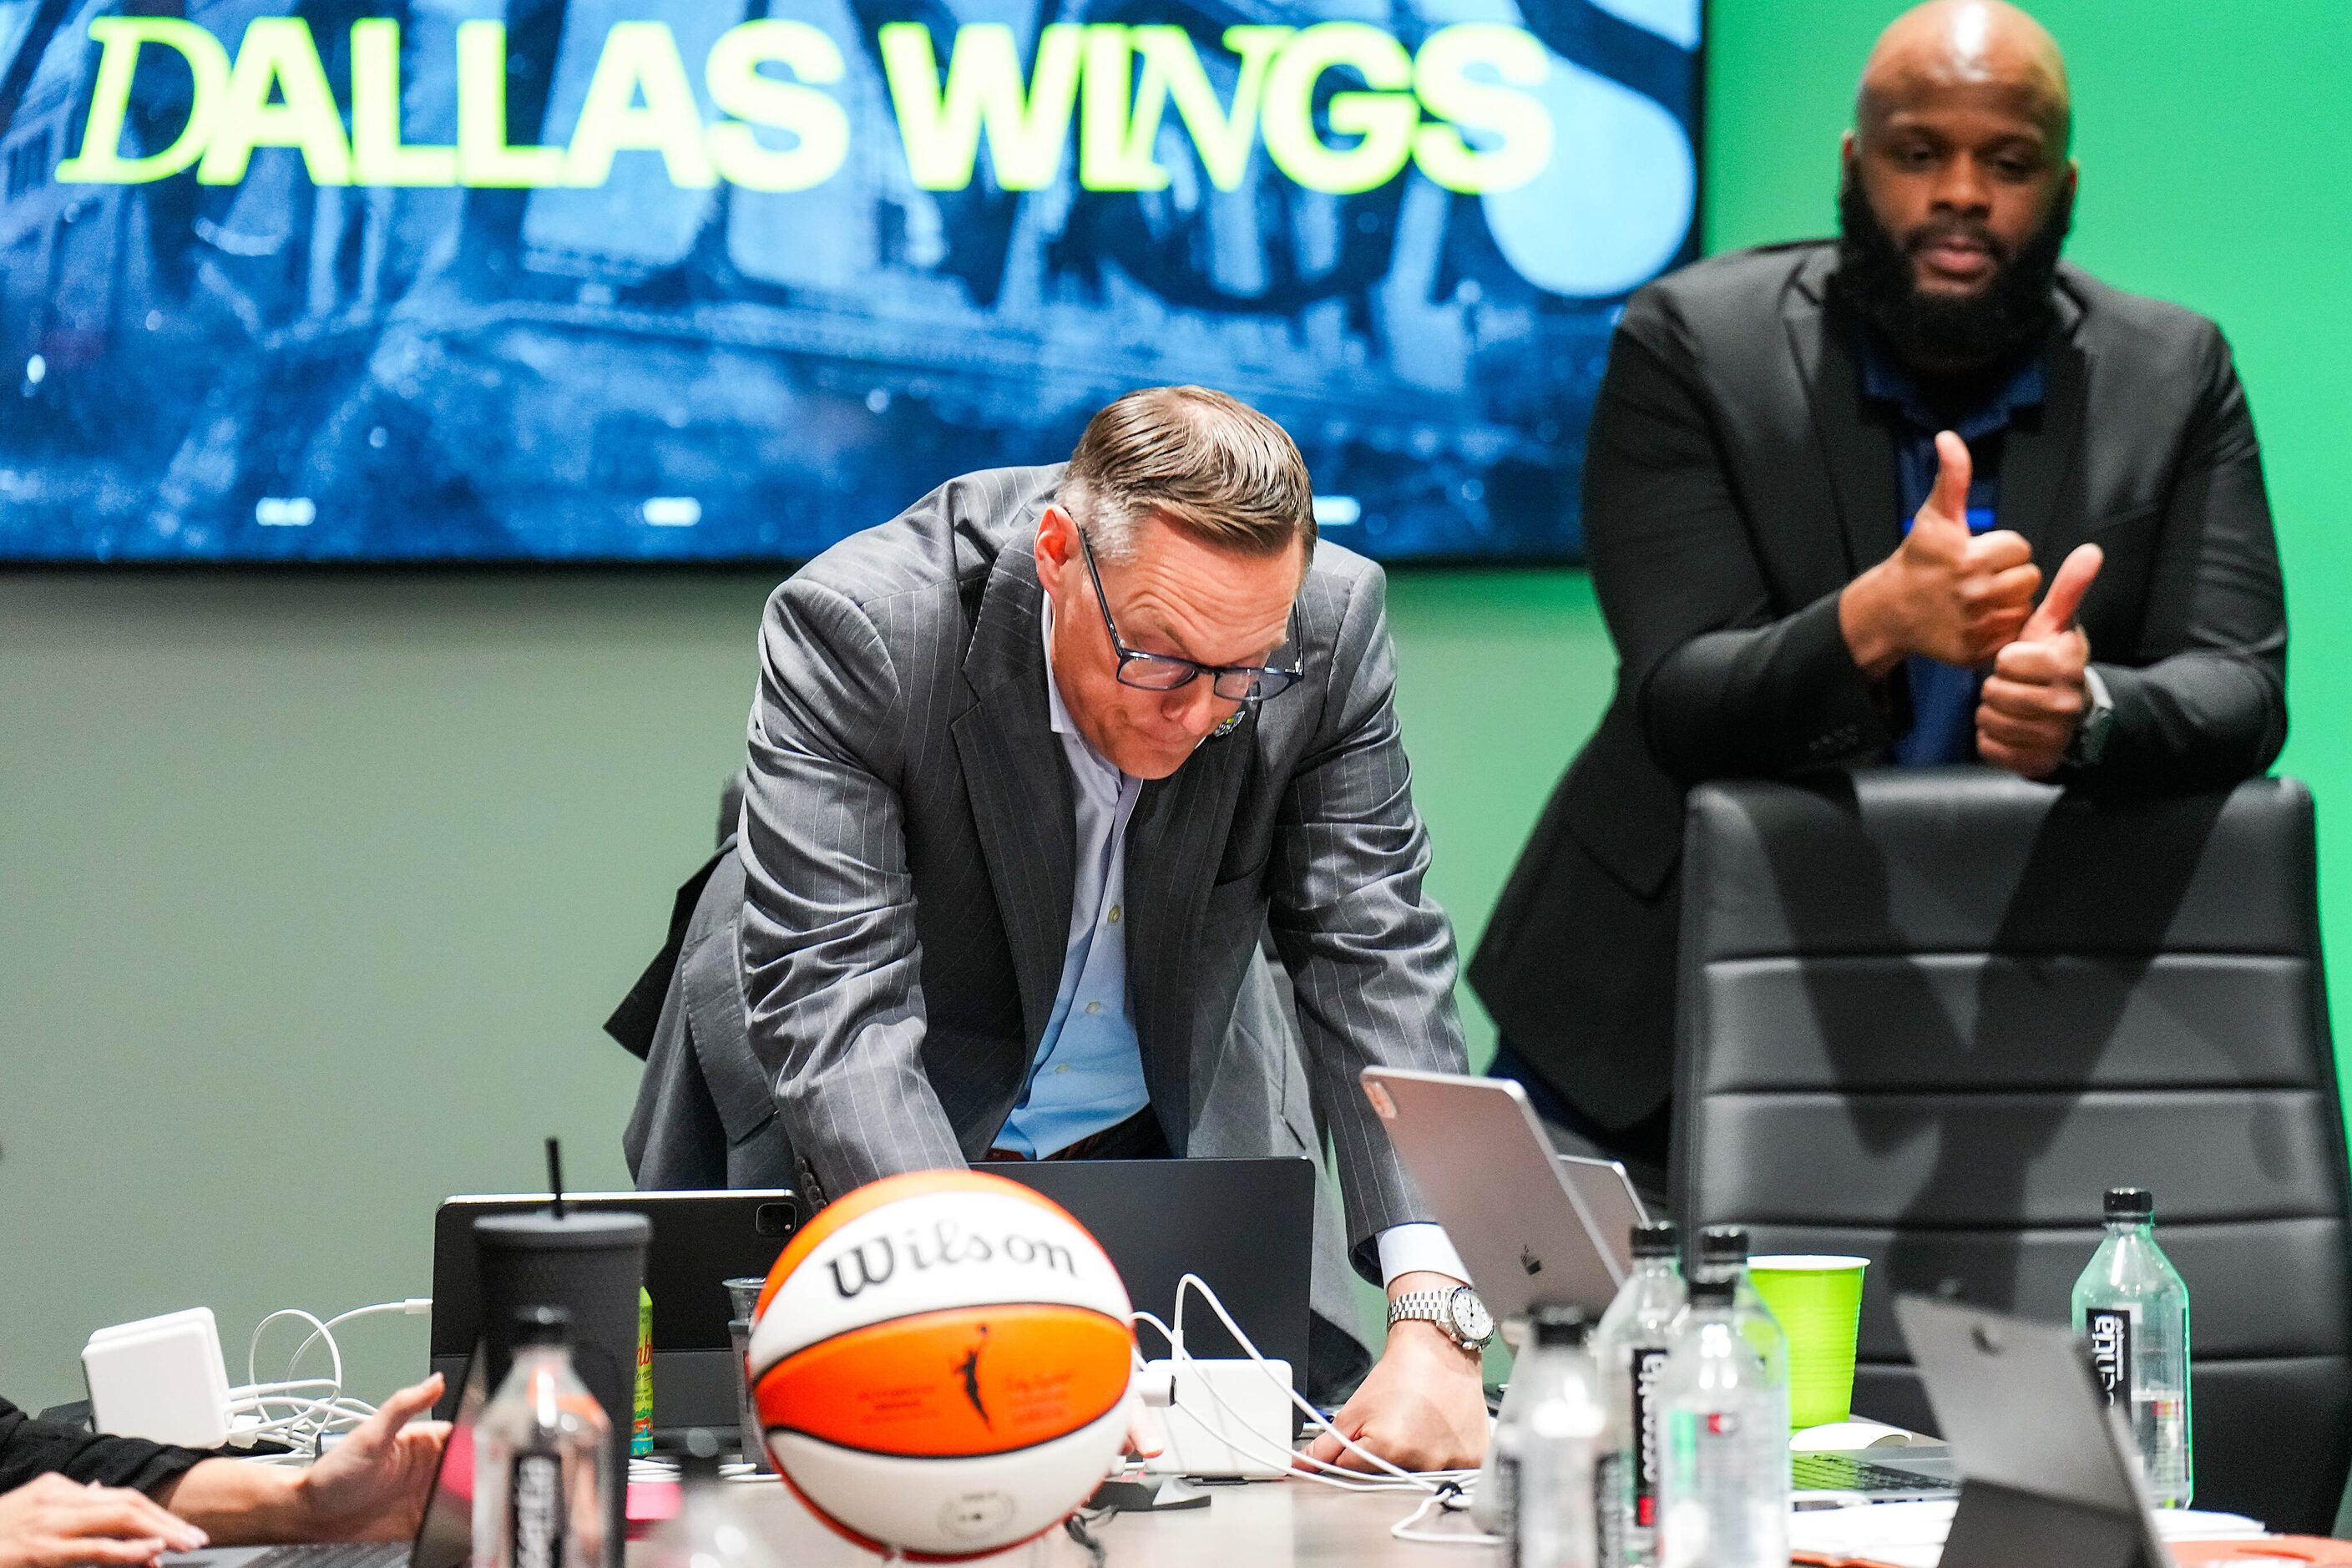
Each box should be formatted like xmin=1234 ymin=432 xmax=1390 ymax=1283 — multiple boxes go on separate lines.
xmin=1937 ymin=1480 xmax=2172 ymax=1568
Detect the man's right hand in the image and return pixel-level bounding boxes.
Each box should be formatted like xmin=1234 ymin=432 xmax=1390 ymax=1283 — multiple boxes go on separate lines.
xmin=0 ymin=1474 xmax=208 ymax=1568
xmin=1839 ymin=431 xmax=2042 ymax=678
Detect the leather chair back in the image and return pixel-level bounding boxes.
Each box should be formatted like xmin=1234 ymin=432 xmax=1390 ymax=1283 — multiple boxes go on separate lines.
xmin=1674 ymin=770 xmax=2350 ymax=1532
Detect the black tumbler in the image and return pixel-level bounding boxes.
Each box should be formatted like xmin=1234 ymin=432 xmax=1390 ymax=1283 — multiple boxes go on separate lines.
xmin=473 ymin=1209 xmax=650 ymax=1561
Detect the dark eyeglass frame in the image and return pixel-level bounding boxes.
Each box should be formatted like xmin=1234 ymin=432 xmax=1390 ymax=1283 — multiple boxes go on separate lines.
xmin=1075 ymin=524 xmax=1304 ymax=704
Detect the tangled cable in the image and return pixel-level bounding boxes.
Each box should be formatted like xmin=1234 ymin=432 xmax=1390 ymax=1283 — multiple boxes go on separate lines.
xmin=223 ymin=1298 xmax=432 ymax=1460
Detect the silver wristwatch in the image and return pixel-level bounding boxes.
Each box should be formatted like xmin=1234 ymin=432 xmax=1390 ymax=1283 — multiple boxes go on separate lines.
xmin=2065 ymin=664 xmax=2116 ymax=767
xmin=1388 ymin=1284 xmax=1495 ymax=1353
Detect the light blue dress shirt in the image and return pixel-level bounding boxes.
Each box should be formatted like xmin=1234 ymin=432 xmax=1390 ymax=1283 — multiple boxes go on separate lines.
xmin=993 ymin=601 xmax=1151 ymax=1158
xmin=999 ymin=599 xmax=1469 ymax=1288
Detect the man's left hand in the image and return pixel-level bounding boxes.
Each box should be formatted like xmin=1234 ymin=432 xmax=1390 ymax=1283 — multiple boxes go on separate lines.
xmin=1300 ymin=1274 xmax=1487 ymax=1474
xmin=1977 ymin=543 xmax=2103 ymax=779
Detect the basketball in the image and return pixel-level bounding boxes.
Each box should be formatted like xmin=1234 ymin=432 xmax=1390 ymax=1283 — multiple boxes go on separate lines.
xmin=746 ymin=1169 xmax=1136 ymax=1559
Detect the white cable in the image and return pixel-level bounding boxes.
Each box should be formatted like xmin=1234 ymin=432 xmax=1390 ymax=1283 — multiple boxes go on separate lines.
xmin=1134 ymin=1275 xmax=1484 ymax=1495
xmin=1388 ymin=1485 xmax=1501 ymax=1547
xmin=1172 ymin=1272 xmax=1461 ymax=1492
xmin=225 ymin=1298 xmax=430 ymax=1457
xmin=1130 ymin=1307 xmax=1419 ymax=1491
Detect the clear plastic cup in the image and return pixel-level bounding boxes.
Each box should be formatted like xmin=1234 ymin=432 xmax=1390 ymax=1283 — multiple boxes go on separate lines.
xmin=722 ymin=1278 xmax=773 ymax=1474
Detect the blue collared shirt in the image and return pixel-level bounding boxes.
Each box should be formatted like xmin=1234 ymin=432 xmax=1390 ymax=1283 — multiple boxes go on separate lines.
xmin=993 ymin=600 xmax=1151 ymax=1159
xmin=997 ymin=599 xmax=1470 ymax=1287
xmin=1857 ymin=332 xmax=2046 ymax=766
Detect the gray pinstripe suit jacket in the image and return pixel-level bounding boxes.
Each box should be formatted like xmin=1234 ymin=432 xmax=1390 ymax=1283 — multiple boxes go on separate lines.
xmin=738 ymin=463 xmax=1469 ymax=1274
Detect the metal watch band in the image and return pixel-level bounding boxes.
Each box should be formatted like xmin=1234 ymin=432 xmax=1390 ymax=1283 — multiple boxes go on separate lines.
xmin=1388 ymin=1288 xmax=1485 ymax=1350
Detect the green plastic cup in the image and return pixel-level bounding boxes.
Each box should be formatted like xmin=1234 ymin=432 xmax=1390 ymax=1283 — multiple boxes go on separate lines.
xmin=1748 ymin=1254 xmax=1869 ymax=1430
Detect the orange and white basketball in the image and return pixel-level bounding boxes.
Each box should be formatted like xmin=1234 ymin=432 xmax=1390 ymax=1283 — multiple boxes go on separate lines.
xmin=746 ymin=1169 xmax=1136 ymax=1559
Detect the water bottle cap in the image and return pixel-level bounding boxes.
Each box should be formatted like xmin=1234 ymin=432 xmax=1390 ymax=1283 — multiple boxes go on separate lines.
xmin=1631 ymin=1222 xmax=1679 ymax=1258
xmin=2105 ymin=1187 xmax=2155 ymax=1219
xmin=659 ymin=1428 xmax=726 ymax=1480
xmin=513 ymin=1304 xmax=572 ymax=1346
xmin=1531 ymin=1304 xmax=1591 ymax=1347
xmin=1697 ymin=1226 xmax=1750 ymax=1264
xmin=1687 ymin=1275 xmax=1735 ymax=1307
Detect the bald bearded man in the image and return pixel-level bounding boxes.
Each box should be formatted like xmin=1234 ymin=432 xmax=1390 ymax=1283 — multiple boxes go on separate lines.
xmin=1474 ymin=0 xmax=2288 ymax=1185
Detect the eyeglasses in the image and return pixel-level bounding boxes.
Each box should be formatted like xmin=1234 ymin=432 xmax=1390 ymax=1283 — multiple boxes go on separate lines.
xmin=1075 ymin=524 xmax=1304 ymax=704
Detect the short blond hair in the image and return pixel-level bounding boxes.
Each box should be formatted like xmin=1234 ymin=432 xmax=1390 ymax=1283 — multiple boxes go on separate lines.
xmin=1060 ymin=387 xmax=1316 ymax=564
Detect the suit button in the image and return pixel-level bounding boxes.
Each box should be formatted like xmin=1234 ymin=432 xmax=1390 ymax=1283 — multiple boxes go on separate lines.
xmin=1085 ymin=1000 xmax=1103 ymax=1015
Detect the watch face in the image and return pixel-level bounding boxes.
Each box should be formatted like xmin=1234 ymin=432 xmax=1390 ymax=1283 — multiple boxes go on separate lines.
xmin=1448 ymin=1287 xmax=1494 ymax=1345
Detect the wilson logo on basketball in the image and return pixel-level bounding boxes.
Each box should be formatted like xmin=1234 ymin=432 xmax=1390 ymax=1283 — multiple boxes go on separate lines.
xmin=822 ymin=1219 xmax=1080 ymax=1299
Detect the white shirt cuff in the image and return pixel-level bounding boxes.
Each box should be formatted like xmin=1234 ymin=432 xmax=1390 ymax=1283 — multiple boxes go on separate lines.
xmin=1375 ymin=1223 xmax=1470 ymax=1289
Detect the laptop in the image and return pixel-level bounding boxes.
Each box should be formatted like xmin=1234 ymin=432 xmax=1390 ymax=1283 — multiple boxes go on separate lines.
xmin=1360 ymin=1066 xmax=1643 ymax=1320
xmin=1363 ymin=1067 xmax=1962 ymax=1498
xmin=168 ymin=1350 xmax=484 ymax=1568
xmin=982 ymin=1157 xmax=1315 ymax=1399
xmin=430 ymin=1190 xmax=796 ymax=1429
xmin=1894 ymin=1294 xmax=2168 ymax=1550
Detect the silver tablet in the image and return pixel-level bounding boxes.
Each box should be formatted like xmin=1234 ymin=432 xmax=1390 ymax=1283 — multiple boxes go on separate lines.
xmin=1361 ymin=1066 xmax=1648 ymax=1321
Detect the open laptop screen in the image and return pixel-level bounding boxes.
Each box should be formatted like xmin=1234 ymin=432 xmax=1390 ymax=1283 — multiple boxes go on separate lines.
xmin=412 ymin=1347 xmax=488 ymax=1568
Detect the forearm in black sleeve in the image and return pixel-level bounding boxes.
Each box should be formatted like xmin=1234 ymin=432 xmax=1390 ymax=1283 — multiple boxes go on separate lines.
xmin=2078 ymin=334 xmax=2288 ymax=792
xmin=1583 ymin=310 xmax=1892 ymax=785
xmin=0 ymin=1398 xmax=210 ymax=1498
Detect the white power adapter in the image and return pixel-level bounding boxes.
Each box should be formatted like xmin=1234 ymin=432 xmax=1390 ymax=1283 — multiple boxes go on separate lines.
xmin=1136 ymin=1358 xmax=1293 ymax=1480
xmin=83 ymin=1308 xmax=232 ymax=1449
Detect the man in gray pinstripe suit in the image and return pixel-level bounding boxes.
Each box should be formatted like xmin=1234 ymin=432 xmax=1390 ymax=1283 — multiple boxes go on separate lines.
xmin=740 ymin=387 xmax=1488 ymax=1469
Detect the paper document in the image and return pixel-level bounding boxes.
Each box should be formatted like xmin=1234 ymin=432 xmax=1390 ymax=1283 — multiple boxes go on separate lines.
xmin=1789 ymin=1500 xmax=2269 ymax=1568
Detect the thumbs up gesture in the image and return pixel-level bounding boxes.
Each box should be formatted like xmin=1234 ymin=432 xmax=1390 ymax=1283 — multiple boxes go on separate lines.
xmin=1839 ymin=432 xmax=2044 ymax=677
xmin=1975 ymin=540 xmax=2104 ymax=778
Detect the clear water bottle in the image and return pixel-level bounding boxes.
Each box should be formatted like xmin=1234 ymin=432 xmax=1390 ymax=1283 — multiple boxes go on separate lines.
xmin=1594 ymin=1222 xmax=1684 ymax=1568
xmin=1694 ymin=1226 xmax=1789 ymax=1414
xmin=474 ymin=1307 xmax=614 ymax=1568
xmin=1657 ymin=1274 xmax=1788 ymax=1568
xmin=640 ymin=1429 xmax=784 ymax=1568
xmin=2071 ymin=1186 xmax=2193 ymax=1507
xmin=1499 ymin=1305 xmax=1611 ymax=1568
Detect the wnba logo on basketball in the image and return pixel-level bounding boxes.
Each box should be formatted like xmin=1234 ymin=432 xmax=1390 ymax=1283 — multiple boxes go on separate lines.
xmin=822 ymin=1217 xmax=1080 ymax=1298
xmin=745 ymin=1170 xmax=1136 ymax=1559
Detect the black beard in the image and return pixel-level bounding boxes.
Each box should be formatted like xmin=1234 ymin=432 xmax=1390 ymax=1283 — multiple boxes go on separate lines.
xmin=1834 ymin=172 xmax=2073 ymax=373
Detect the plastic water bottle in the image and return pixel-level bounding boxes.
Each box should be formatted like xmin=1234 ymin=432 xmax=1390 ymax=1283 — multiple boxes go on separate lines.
xmin=1694 ymin=1226 xmax=1789 ymax=1413
xmin=1593 ymin=1222 xmax=1684 ymax=1568
xmin=2071 ymin=1186 xmax=2193 ymax=1507
xmin=1499 ymin=1305 xmax=1610 ymax=1568
xmin=475 ymin=1307 xmax=614 ymax=1568
xmin=640 ymin=1429 xmax=784 ymax=1568
xmin=1657 ymin=1274 xmax=1788 ymax=1568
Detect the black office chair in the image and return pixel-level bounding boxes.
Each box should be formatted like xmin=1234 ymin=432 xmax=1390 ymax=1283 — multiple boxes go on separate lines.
xmin=1673 ymin=770 xmax=2351 ymax=1534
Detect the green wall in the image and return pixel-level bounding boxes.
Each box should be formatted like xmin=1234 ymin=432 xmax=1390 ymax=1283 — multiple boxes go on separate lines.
xmin=4 ymin=0 xmax=2347 ymax=1410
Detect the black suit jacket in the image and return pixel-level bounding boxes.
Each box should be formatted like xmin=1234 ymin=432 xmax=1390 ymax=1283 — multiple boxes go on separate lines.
xmin=0 ymin=1398 xmax=207 ymax=1496
xmin=1470 ymin=241 xmax=2289 ymax=1131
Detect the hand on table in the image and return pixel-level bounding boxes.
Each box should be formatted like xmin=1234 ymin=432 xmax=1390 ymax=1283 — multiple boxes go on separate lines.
xmin=294 ymin=1376 xmax=448 ymax=1542
xmin=1975 ymin=542 xmax=2104 ymax=779
xmin=1300 ymin=1276 xmax=1487 ymax=1475
xmin=0 ymin=1473 xmax=206 ymax=1568
xmin=161 ymin=1373 xmax=446 ymax=1545
xmin=1840 ymin=432 xmax=2043 ymax=678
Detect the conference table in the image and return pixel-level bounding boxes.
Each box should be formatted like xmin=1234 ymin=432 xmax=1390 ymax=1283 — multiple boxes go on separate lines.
xmin=665 ymin=1477 xmax=1492 ymax=1566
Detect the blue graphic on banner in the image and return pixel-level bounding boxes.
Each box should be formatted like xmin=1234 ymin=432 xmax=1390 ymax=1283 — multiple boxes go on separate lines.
xmin=0 ymin=0 xmax=1700 ymax=562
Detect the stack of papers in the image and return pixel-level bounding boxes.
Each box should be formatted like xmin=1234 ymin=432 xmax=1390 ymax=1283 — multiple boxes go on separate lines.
xmin=1788 ymin=1500 xmax=2269 ymax=1567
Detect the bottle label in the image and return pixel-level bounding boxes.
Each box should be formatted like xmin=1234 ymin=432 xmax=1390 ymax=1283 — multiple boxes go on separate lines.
xmin=1494 ymin=1450 xmax=1521 ymax=1566
xmin=633 ymin=1287 xmax=655 ymax=1459
xmin=509 ymin=1449 xmax=566 ymax=1568
xmin=2086 ymin=1307 xmax=2134 ymax=1407
xmin=1595 ymin=1450 xmax=1626 ymax=1566
xmin=1630 ymin=1345 xmax=1668 ymax=1528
